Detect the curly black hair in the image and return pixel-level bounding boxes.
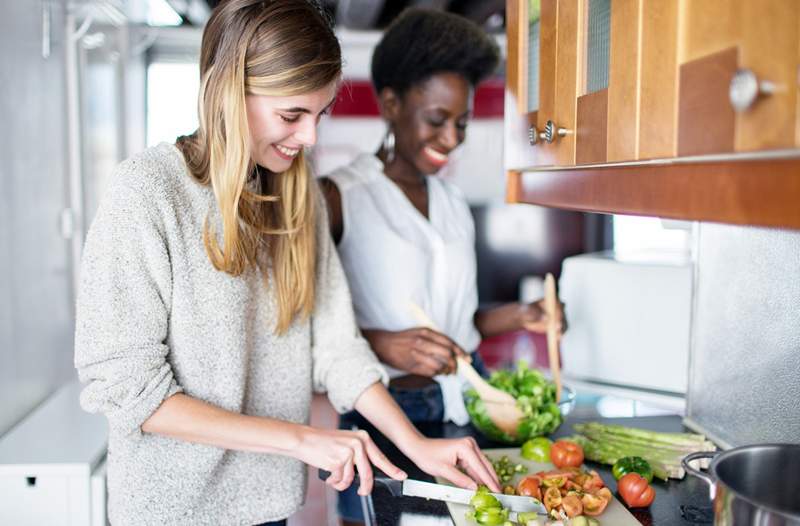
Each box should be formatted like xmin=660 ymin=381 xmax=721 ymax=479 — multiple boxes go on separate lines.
xmin=371 ymin=8 xmax=501 ymax=97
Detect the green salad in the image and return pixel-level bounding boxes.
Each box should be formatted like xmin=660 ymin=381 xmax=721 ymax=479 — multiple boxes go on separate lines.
xmin=464 ymin=361 xmax=562 ymax=444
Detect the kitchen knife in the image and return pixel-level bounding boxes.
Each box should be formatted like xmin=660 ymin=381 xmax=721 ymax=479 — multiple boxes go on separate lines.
xmin=318 ymin=469 xmax=547 ymax=514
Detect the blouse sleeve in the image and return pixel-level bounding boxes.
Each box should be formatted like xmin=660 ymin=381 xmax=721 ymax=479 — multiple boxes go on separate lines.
xmin=309 ymin=187 xmax=387 ymax=413
xmin=74 ymin=175 xmax=181 ymax=438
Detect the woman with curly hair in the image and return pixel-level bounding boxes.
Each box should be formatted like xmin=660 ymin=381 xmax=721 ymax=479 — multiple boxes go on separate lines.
xmin=321 ymin=9 xmax=563 ymax=523
xmin=74 ymin=2 xmax=499 ymax=525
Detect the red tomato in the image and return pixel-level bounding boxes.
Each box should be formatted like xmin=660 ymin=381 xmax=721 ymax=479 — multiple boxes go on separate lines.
xmin=516 ymin=476 xmax=542 ymax=501
xmin=550 ymin=440 xmax=585 ymax=468
xmin=618 ymin=472 xmax=656 ymax=508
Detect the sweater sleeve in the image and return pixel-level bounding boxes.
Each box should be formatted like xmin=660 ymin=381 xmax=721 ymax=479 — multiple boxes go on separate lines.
xmin=74 ymin=177 xmax=182 ymax=438
xmin=310 ymin=189 xmax=387 ymax=413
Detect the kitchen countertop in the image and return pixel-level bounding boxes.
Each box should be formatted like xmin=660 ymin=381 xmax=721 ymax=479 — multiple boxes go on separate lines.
xmin=342 ymin=400 xmax=715 ymax=526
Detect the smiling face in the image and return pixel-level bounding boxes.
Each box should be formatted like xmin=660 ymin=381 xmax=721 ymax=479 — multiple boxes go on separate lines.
xmin=383 ymin=72 xmax=472 ymax=176
xmin=245 ymin=81 xmax=338 ymax=172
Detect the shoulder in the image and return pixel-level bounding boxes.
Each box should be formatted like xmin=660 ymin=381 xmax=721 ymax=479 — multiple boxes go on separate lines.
xmin=325 ymin=153 xmax=383 ymax=192
xmin=109 ymin=143 xmax=194 ymax=203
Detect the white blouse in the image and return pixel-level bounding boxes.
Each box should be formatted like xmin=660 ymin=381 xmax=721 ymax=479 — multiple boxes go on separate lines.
xmin=327 ymin=153 xmax=481 ymax=425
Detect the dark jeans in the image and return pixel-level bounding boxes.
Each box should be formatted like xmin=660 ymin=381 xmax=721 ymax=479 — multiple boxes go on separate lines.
xmin=253 ymin=521 xmax=286 ymax=526
xmin=337 ymin=353 xmax=489 ymax=522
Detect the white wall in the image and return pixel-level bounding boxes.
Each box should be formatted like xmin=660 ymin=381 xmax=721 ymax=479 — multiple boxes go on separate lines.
xmin=0 ymin=0 xmax=75 ymax=436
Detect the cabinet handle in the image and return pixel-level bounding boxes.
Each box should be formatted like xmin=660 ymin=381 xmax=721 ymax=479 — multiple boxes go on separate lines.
xmin=542 ymin=120 xmax=571 ymax=143
xmin=528 ymin=125 xmax=541 ymax=145
xmin=729 ymin=69 xmax=776 ymax=112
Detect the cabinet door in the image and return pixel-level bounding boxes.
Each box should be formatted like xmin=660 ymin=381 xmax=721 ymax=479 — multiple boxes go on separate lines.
xmin=506 ymin=0 xmax=583 ymax=169
xmin=505 ymin=0 xmax=548 ymax=171
xmin=677 ymin=0 xmax=800 ymax=155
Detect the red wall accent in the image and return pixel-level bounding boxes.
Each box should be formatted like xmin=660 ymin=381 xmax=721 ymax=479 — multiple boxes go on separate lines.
xmin=331 ymin=78 xmax=505 ymax=118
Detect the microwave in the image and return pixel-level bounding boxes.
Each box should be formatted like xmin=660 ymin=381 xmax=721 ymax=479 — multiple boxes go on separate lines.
xmin=557 ymin=251 xmax=693 ymax=400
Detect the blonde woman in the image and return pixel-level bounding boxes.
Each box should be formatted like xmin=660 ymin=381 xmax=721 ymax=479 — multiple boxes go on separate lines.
xmin=74 ymin=1 xmax=499 ymax=525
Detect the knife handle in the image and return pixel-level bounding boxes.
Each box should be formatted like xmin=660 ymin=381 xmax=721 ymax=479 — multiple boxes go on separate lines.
xmin=317 ymin=469 xmax=403 ymax=497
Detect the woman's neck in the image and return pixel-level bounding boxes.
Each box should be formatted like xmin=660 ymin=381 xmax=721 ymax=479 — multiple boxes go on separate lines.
xmin=377 ymin=148 xmax=426 ymax=189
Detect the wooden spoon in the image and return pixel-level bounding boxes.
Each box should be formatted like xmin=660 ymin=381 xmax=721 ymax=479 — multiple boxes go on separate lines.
xmin=408 ymin=302 xmax=524 ymax=436
xmin=544 ymin=273 xmax=562 ymax=403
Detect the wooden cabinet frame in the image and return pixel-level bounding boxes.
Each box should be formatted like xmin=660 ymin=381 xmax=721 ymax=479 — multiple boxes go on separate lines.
xmin=505 ymin=0 xmax=800 ymax=230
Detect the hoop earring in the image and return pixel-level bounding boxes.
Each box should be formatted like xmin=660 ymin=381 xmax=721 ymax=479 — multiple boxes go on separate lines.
xmin=382 ymin=129 xmax=395 ymax=164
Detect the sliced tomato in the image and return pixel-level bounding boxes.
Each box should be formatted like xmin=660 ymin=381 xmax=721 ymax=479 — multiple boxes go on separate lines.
xmin=543 ymin=486 xmax=562 ymax=512
xmin=582 ymin=470 xmax=606 ymax=492
xmin=516 ymin=476 xmax=542 ymax=501
xmin=561 ymin=494 xmax=584 ymax=517
xmin=581 ymin=492 xmax=610 ymax=516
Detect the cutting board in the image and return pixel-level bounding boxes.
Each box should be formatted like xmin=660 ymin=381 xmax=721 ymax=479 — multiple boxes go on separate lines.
xmin=435 ymin=447 xmax=641 ymax=526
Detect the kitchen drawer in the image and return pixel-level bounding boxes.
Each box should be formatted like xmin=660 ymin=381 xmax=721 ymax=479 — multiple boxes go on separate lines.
xmin=0 ymin=474 xmax=71 ymax=524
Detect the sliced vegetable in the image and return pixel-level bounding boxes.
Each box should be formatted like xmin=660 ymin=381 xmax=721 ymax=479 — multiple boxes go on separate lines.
xmin=516 ymin=476 xmax=542 ymax=500
xmin=612 ymin=456 xmax=654 ymax=483
xmin=490 ymin=455 xmax=527 ymax=484
xmin=560 ymin=494 xmax=583 ymax=517
xmin=521 ymin=437 xmax=553 ymax=462
xmin=471 ymin=506 xmax=509 ymax=525
xmin=550 ymin=440 xmax=584 ymax=468
xmin=543 ymin=486 xmax=562 ymax=512
xmin=581 ymin=492 xmax=610 ymax=516
xmin=469 ymin=487 xmax=501 ymax=510
xmin=617 ymin=472 xmax=656 ymax=508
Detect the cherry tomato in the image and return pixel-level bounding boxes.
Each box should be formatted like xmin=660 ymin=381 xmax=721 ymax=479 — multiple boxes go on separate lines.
xmin=516 ymin=476 xmax=542 ymax=501
xmin=618 ymin=472 xmax=656 ymax=508
xmin=550 ymin=440 xmax=585 ymax=468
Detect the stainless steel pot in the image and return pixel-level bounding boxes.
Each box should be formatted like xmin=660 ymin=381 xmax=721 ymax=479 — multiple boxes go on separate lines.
xmin=683 ymin=444 xmax=800 ymax=526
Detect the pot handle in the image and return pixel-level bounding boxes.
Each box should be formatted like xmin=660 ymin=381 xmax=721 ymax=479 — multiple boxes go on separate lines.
xmin=682 ymin=451 xmax=719 ymax=500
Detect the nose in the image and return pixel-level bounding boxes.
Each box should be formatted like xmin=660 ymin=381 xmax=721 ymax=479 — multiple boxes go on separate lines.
xmin=294 ymin=117 xmax=318 ymax=147
xmin=440 ymin=122 xmax=460 ymax=150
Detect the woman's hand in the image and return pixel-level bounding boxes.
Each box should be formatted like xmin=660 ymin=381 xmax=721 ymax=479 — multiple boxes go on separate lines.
xmin=402 ymin=435 xmax=501 ymax=493
xmin=362 ymin=328 xmax=467 ymax=376
xmin=292 ymin=426 xmax=407 ymax=496
xmin=518 ymin=299 xmax=567 ymax=335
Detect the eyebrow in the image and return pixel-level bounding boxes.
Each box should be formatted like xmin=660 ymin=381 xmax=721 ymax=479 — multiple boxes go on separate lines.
xmin=277 ymin=97 xmax=337 ymax=115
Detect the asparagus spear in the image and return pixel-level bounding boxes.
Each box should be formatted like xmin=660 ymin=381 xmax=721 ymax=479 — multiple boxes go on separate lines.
xmin=571 ymin=422 xmax=717 ymax=480
xmin=574 ymin=422 xmax=712 ymax=449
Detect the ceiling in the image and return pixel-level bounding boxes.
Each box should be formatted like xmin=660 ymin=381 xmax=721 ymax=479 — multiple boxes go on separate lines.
xmin=165 ymin=0 xmax=506 ymax=31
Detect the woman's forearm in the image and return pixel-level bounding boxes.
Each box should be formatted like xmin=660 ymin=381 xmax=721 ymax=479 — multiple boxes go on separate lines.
xmin=353 ymin=382 xmax=425 ymax=452
xmin=141 ymin=393 xmax=304 ymax=456
xmin=473 ymin=303 xmax=525 ymax=338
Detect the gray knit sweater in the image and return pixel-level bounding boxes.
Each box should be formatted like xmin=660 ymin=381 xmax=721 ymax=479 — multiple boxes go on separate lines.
xmin=74 ymin=143 xmax=386 ymax=525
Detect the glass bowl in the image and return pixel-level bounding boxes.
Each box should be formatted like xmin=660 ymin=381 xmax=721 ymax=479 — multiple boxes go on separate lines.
xmin=463 ymin=384 xmax=575 ymax=446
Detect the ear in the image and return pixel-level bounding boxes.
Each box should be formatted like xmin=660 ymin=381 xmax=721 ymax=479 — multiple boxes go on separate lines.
xmin=377 ymin=87 xmax=401 ymax=122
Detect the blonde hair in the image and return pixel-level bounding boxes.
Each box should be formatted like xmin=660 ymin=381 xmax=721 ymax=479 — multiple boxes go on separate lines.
xmin=177 ymin=0 xmax=341 ymax=334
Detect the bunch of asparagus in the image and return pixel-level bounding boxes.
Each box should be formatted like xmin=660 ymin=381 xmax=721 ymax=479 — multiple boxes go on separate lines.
xmin=570 ymin=422 xmax=716 ymax=481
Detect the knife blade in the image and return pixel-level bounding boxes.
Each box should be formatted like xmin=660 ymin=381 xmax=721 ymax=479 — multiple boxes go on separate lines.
xmin=318 ymin=469 xmax=547 ymax=514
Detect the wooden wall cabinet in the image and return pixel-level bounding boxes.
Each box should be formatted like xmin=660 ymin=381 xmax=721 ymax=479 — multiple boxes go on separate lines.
xmin=505 ymin=0 xmax=800 ymax=229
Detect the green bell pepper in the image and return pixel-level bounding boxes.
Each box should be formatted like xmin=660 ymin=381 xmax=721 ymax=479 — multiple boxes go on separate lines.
xmin=612 ymin=456 xmax=654 ymax=483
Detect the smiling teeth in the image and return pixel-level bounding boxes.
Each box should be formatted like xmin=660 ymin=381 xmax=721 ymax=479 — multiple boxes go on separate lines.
xmin=276 ymin=145 xmax=300 ymax=157
xmin=424 ymin=147 xmax=448 ymax=162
